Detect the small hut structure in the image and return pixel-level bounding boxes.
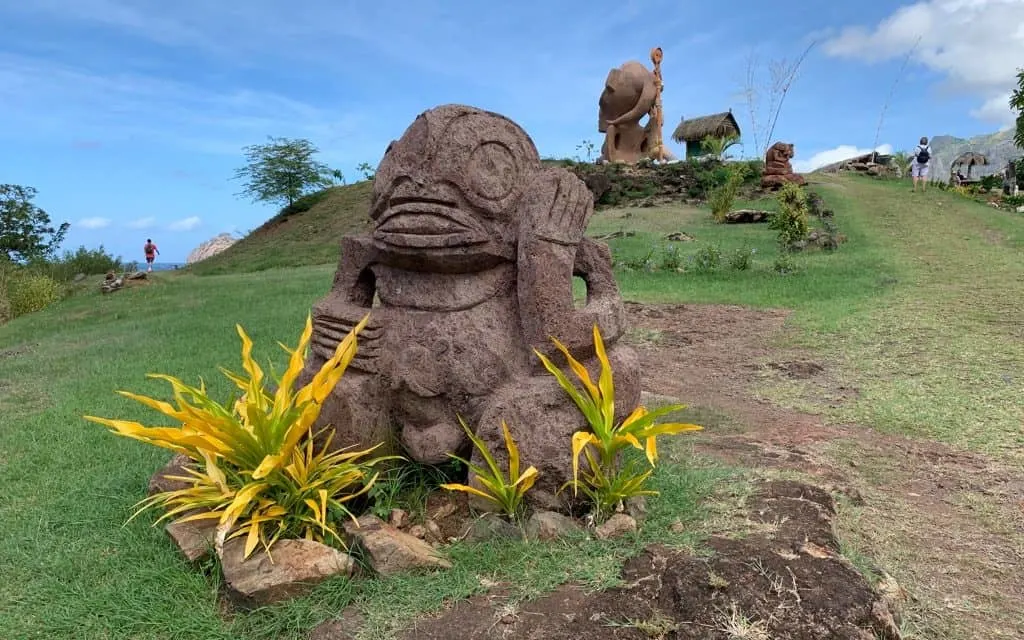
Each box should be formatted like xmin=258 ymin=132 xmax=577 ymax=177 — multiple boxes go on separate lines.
xmin=671 ymin=111 xmax=741 ymax=159
xmin=950 ymin=151 xmax=989 ymax=181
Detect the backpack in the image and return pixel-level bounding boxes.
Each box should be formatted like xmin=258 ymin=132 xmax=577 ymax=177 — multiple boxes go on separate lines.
xmin=915 ymin=145 xmax=930 ymax=164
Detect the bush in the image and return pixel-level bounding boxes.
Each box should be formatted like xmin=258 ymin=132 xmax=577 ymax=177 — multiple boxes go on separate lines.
xmin=689 ymin=244 xmax=723 ymax=273
xmin=4 ymin=269 xmax=63 ymax=318
xmin=707 ymin=164 xmax=748 ymax=222
xmin=37 ymin=245 xmax=124 ymax=282
xmin=85 ymin=314 xmax=399 ymax=559
xmin=770 ymin=183 xmax=810 ymax=251
xmin=659 ymin=244 xmax=685 ymax=271
xmin=773 ymin=253 xmax=800 ymax=275
xmin=728 ymin=246 xmax=755 ymax=271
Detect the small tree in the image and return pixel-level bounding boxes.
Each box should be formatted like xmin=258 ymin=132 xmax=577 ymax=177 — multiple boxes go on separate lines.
xmin=701 ymin=135 xmax=742 ymax=161
xmin=233 ymin=137 xmax=340 ymax=207
xmin=1009 ymin=68 xmax=1024 ymax=149
xmin=0 ymin=184 xmax=69 ymax=264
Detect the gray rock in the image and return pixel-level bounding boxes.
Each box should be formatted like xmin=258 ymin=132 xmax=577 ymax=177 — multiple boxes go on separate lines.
xmin=595 ymin=513 xmax=637 ymax=540
xmin=165 ymin=514 xmax=217 ymax=563
xmin=219 ymin=538 xmax=355 ymax=609
xmin=464 ymin=513 xmax=523 ymax=543
xmin=343 ymin=515 xmax=452 ymax=575
xmin=525 ymin=511 xmax=580 ymax=541
xmin=148 ymin=453 xmax=196 ymax=496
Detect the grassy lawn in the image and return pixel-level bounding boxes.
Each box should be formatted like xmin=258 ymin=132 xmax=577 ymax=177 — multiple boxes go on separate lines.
xmin=1 ymin=172 xmax=1021 ymax=638
xmin=0 ymin=268 xmax=735 ymax=640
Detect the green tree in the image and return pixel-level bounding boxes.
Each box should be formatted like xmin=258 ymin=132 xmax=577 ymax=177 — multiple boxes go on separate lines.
xmin=233 ymin=137 xmax=341 ymax=207
xmin=701 ymin=135 xmax=742 ymax=161
xmin=1010 ymin=68 xmax=1024 ymax=149
xmin=0 ymin=184 xmax=69 ymax=263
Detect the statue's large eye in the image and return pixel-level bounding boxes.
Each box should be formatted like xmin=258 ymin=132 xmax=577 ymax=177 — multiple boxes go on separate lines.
xmin=468 ymin=141 xmax=517 ymax=201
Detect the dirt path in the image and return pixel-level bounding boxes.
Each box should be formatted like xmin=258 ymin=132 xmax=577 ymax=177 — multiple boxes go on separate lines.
xmin=625 ymin=302 xmax=1024 ymax=640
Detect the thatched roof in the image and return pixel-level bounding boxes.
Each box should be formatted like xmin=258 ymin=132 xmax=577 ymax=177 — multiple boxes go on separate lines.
xmin=671 ymin=111 xmax=741 ymax=143
xmin=951 ymin=151 xmax=989 ymax=168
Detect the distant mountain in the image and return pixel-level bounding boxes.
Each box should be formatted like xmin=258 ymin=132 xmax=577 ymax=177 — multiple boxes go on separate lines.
xmin=923 ymin=129 xmax=1021 ymax=178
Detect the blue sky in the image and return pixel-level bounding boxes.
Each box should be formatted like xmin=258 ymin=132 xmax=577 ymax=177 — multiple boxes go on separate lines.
xmin=2 ymin=0 xmax=1021 ymax=262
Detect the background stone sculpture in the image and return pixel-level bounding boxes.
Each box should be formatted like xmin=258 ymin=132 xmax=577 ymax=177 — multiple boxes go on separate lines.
xmin=299 ymin=104 xmax=641 ymax=509
xmin=761 ymin=142 xmax=806 ymax=189
xmin=597 ymin=60 xmax=658 ymax=164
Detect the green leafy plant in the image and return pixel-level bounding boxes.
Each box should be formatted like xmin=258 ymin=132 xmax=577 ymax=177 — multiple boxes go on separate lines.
xmin=727 ymin=246 xmax=755 ymax=271
xmin=772 ymin=253 xmax=800 ymax=275
xmin=659 ymin=244 xmax=685 ymax=271
xmin=690 ymin=244 xmax=723 ymax=273
xmin=770 ymin=182 xmax=810 ymax=251
xmin=707 ymin=163 xmax=748 ymax=222
xmin=85 ymin=314 xmax=399 ymax=559
xmin=700 ymin=135 xmax=742 ymax=161
xmin=4 ymin=270 xmax=63 ymax=317
xmin=441 ymin=418 xmax=538 ymax=519
xmin=535 ymin=326 xmax=702 ymax=519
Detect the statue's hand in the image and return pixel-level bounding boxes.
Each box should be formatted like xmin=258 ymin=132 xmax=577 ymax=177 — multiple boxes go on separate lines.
xmin=310 ymin=296 xmax=384 ymax=369
xmin=517 ymin=168 xmax=592 ymax=246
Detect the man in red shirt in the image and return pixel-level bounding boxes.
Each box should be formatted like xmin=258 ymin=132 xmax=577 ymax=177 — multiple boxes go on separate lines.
xmin=144 ymin=239 xmax=159 ymax=272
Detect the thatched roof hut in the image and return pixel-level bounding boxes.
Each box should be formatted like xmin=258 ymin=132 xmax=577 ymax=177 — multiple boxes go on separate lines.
xmin=950 ymin=151 xmax=989 ymax=179
xmin=671 ymin=111 xmax=741 ymax=159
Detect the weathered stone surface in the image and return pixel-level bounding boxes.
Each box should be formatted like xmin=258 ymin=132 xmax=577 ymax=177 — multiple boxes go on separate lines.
xmin=299 ymin=104 xmax=641 ymax=508
xmin=760 ymin=142 xmax=807 ymax=189
xmin=723 ymin=208 xmax=770 ymax=223
xmin=596 ymin=59 xmax=675 ymax=165
xmin=148 ymin=453 xmax=195 ymax=496
xmin=165 ymin=513 xmax=216 ymax=563
xmin=219 ymin=538 xmax=355 ymax=609
xmin=343 ymin=515 xmax=452 ymax=575
xmin=186 ymin=232 xmax=237 ymax=264
xmin=595 ymin=513 xmax=637 ymax=540
xmin=464 ymin=513 xmax=523 ymax=543
xmin=525 ymin=511 xmax=580 ymax=541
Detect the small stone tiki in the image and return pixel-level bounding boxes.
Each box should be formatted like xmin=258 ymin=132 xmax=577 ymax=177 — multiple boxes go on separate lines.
xmin=300 ymin=104 xmax=641 ymax=508
xmin=760 ymin=142 xmax=806 ymax=189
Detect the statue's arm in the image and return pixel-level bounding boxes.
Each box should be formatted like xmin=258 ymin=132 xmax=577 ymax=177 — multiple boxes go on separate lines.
xmin=516 ymin=169 xmax=626 ymax=363
xmin=311 ymin=235 xmax=383 ymax=364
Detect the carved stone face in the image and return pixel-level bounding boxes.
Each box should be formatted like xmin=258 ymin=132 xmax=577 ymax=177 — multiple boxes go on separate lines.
xmin=369 ymin=105 xmax=541 ymax=258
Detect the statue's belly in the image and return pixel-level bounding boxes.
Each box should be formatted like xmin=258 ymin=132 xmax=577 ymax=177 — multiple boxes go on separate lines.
xmin=384 ymin=295 xmax=527 ymax=401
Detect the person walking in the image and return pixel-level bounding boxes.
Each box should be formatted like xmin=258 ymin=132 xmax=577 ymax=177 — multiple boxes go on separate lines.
xmin=911 ymin=136 xmax=932 ymax=192
xmin=143 ymin=238 xmax=160 ymax=272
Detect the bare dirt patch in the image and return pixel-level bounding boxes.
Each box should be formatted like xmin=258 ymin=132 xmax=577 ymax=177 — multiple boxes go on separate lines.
xmin=624 ymin=302 xmax=1024 ymax=640
xmin=391 ymin=481 xmax=898 ymax=640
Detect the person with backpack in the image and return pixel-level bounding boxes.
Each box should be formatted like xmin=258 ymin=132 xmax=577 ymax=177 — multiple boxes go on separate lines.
xmin=143 ymin=239 xmax=160 ymax=272
xmin=911 ymin=136 xmax=932 ymax=192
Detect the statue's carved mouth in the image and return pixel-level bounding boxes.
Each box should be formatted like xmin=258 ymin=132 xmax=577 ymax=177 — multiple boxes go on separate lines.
xmin=374 ymin=201 xmax=489 ymax=248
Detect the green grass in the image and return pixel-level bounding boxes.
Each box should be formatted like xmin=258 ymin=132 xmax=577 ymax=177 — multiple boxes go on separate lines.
xmin=0 ymin=269 xmax=732 ymax=640
xmin=2 ymin=171 xmax=1022 ymax=638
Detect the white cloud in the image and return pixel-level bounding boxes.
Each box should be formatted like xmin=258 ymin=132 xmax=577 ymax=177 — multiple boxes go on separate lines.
xmin=77 ymin=216 xmax=111 ymax=229
xmin=126 ymin=216 xmax=156 ymax=230
xmin=823 ymin=0 xmax=1024 ymax=125
xmin=970 ymin=92 xmax=1016 ymax=128
xmin=793 ymin=144 xmax=893 ymax=173
xmin=167 ymin=216 xmax=202 ymax=231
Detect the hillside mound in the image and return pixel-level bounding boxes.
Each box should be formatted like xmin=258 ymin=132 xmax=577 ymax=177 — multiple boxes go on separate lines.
xmin=191 ymin=160 xmax=761 ymax=275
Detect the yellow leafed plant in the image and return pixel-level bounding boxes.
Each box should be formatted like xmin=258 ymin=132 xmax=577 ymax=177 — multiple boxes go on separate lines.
xmin=440 ymin=417 xmax=538 ymax=519
xmin=85 ymin=313 xmax=399 ymax=559
xmin=535 ymin=325 xmax=703 ymax=518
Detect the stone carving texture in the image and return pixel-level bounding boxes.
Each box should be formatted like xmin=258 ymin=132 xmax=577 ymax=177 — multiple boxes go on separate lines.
xmin=761 ymin=142 xmax=807 ymax=188
xmin=300 ymin=104 xmax=641 ymax=508
xmin=598 ymin=61 xmax=663 ymax=164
